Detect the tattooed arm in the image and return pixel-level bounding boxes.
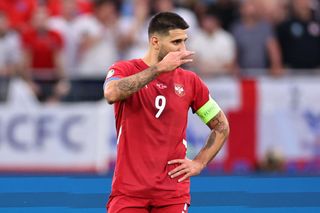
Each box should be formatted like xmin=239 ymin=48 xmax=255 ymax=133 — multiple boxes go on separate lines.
xmin=104 ymin=50 xmax=194 ymax=104
xmin=168 ymin=110 xmax=229 ymax=182
xmin=193 ymin=111 xmax=229 ymax=168
xmin=104 ymin=65 xmax=160 ymax=104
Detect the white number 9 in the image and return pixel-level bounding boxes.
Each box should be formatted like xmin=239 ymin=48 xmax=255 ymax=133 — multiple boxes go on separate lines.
xmin=155 ymin=95 xmax=166 ymax=118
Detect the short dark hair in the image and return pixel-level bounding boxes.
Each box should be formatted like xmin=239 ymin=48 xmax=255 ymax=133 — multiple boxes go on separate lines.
xmin=148 ymin=12 xmax=189 ymax=37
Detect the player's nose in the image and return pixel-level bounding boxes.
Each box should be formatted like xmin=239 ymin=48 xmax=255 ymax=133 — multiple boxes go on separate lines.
xmin=179 ymin=42 xmax=187 ymax=51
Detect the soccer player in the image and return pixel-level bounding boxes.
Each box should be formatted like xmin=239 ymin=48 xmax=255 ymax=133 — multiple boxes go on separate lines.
xmin=104 ymin=12 xmax=229 ymax=213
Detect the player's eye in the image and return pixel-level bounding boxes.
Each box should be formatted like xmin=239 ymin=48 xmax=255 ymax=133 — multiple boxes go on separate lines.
xmin=172 ymin=40 xmax=181 ymax=45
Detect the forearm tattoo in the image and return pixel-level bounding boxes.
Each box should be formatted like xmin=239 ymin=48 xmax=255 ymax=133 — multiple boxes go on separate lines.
xmin=209 ymin=111 xmax=229 ymax=139
xmin=116 ymin=66 xmax=158 ymax=99
xmin=195 ymin=111 xmax=229 ymax=164
xmin=204 ymin=130 xmax=216 ymax=150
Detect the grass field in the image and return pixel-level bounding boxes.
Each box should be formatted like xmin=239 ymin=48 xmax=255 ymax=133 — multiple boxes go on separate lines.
xmin=1 ymin=174 xmax=320 ymax=212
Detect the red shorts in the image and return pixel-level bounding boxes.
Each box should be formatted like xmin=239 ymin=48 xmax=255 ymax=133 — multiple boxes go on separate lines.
xmin=107 ymin=195 xmax=189 ymax=213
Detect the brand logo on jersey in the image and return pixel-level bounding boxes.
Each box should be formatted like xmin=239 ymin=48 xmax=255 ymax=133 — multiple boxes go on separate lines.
xmin=174 ymin=84 xmax=185 ymax=97
xmin=156 ymin=83 xmax=167 ymax=89
xmin=107 ymin=69 xmax=115 ymax=78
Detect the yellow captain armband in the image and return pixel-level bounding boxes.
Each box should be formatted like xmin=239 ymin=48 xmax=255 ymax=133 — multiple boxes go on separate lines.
xmin=196 ymin=97 xmax=221 ymax=124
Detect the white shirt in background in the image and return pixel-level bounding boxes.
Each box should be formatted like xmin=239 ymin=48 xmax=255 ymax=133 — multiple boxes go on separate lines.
xmin=48 ymin=16 xmax=78 ymax=77
xmin=190 ymin=29 xmax=236 ymax=75
xmin=0 ymin=32 xmax=22 ymax=69
xmin=72 ymin=14 xmax=120 ymax=78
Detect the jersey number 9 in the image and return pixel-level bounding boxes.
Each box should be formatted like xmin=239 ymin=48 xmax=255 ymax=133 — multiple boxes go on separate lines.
xmin=155 ymin=95 xmax=166 ymax=118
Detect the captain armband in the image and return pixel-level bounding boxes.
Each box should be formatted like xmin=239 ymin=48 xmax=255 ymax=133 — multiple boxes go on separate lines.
xmin=196 ymin=97 xmax=221 ymax=124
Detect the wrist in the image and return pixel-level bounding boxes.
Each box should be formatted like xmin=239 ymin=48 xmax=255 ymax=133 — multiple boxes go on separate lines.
xmin=152 ymin=64 xmax=164 ymax=76
xmin=193 ymin=158 xmax=207 ymax=170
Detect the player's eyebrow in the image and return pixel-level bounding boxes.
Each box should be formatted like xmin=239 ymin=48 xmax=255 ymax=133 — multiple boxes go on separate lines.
xmin=171 ymin=38 xmax=188 ymax=43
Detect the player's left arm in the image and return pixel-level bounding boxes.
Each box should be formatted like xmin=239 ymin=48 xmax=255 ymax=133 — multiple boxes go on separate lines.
xmin=168 ymin=108 xmax=229 ymax=182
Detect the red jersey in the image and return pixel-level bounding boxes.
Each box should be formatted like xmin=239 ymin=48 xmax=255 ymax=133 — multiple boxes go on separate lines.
xmin=22 ymin=28 xmax=63 ymax=73
xmin=47 ymin=0 xmax=93 ymax=16
xmin=106 ymin=59 xmax=211 ymax=203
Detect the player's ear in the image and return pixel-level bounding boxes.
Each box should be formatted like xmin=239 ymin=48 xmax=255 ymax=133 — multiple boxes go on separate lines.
xmin=151 ymin=35 xmax=160 ymax=50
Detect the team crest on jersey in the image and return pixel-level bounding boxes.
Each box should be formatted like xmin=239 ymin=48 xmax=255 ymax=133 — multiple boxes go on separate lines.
xmin=174 ymin=84 xmax=185 ymax=97
xmin=107 ymin=69 xmax=115 ymax=78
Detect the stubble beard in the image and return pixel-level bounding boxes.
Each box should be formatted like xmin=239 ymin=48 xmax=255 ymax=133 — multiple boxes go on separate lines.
xmin=157 ymin=47 xmax=168 ymax=62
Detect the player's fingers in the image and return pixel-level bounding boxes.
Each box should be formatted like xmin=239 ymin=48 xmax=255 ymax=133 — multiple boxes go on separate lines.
xmin=181 ymin=51 xmax=195 ymax=58
xmin=168 ymin=159 xmax=184 ymax=165
xmin=170 ymin=168 xmax=189 ymax=178
xmin=168 ymin=164 xmax=187 ymax=176
xmin=170 ymin=51 xmax=184 ymax=58
xmin=180 ymin=59 xmax=193 ymax=64
xmin=178 ymin=173 xmax=191 ymax=182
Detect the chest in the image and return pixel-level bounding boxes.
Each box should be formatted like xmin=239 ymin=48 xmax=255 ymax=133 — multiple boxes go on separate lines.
xmin=28 ymin=33 xmax=58 ymax=52
xmin=128 ymin=76 xmax=193 ymax=119
xmin=236 ymin=25 xmax=268 ymax=49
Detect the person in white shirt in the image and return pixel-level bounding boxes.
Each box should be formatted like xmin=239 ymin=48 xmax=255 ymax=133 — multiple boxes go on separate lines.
xmin=0 ymin=12 xmax=22 ymax=101
xmin=48 ymin=0 xmax=80 ymax=77
xmin=190 ymin=10 xmax=236 ymax=77
xmin=117 ymin=0 xmax=151 ymax=60
xmin=72 ymin=0 xmax=121 ymax=78
xmin=0 ymin=12 xmax=22 ymax=77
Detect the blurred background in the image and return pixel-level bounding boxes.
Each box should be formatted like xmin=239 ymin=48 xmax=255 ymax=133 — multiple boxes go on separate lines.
xmin=1 ymin=0 xmax=320 ymax=212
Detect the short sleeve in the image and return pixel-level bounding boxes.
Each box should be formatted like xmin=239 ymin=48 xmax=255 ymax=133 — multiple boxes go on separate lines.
xmin=191 ymin=75 xmax=210 ymax=113
xmin=191 ymin=75 xmax=221 ymax=124
xmin=103 ymin=61 xmax=130 ymax=90
xmin=51 ymin=31 xmax=64 ymax=50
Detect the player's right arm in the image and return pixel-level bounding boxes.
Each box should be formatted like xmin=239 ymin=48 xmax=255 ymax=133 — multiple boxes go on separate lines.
xmin=104 ymin=50 xmax=194 ymax=104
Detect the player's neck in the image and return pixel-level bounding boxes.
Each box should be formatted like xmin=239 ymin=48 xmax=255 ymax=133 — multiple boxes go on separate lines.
xmin=142 ymin=50 xmax=160 ymax=67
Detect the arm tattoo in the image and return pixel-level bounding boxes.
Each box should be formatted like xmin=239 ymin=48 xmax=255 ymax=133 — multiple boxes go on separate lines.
xmin=116 ymin=66 xmax=158 ymax=99
xmin=209 ymin=111 xmax=229 ymax=139
xmin=204 ymin=112 xmax=229 ymax=151
xmin=204 ymin=130 xmax=216 ymax=150
xmin=194 ymin=111 xmax=229 ymax=165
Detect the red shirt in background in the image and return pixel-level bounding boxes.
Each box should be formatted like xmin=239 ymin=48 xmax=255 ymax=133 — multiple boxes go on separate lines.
xmin=0 ymin=0 xmax=37 ymax=31
xmin=47 ymin=0 xmax=93 ymax=16
xmin=22 ymin=28 xmax=63 ymax=75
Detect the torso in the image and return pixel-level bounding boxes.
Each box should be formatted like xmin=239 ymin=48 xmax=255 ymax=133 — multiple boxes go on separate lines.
xmin=108 ymin=59 xmax=210 ymax=202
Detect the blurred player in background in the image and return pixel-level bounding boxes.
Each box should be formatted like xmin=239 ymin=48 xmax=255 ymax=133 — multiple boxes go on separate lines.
xmin=104 ymin=12 xmax=229 ymax=213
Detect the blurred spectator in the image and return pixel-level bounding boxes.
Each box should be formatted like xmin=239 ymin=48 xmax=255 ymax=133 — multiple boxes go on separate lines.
xmin=117 ymin=0 xmax=151 ymax=60
xmin=209 ymin=0 xmax=239 ymax=31
xmin=276 ymin=0 xmax=320 ymax=70
xmin=0 ymin=12 xmax=22 ymax=77
xmin=0 ymin=0 xmax=37 ymax=32
xmin=47 ymin=0 xmax=93 ymax=16
xmin=255 ymin=0 xmax=289 ymax=26
xmin=189 ymin=9 xmax=236 ymax=77
xmin=21 ymin=6 xmax=69 ymax=103
xmin=231 ymin=0 xmax=283 ymax=77
xmin=73 ymin=0 xmax=121 ymax=77
xmin=152 ymin=0 xmax=198 ymax=34
xmin=259 ymin=147 xmax=284 ymax=173
xmin=48 ymin=0 xmax=79 ymax=77
xmin=316 ymin=0 xmax=320 ymax=20
xmin=0 ymin=12 xmax=22 ymax=102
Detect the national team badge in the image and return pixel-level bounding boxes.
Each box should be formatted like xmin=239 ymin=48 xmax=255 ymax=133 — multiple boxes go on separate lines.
xmin=107 ymin=69 xmax=115 ymax=78
xmin=174 ymin=83 xmax=185 ymax=97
